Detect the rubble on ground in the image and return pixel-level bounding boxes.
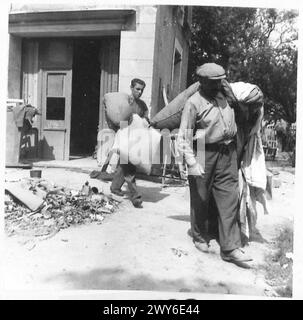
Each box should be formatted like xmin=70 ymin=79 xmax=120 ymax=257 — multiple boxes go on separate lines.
xmin=4 ymin=178 xmax=120 ymax=239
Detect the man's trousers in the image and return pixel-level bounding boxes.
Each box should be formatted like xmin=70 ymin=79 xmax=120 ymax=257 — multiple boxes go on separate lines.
xmin=111 ymin=163 xmax=142 ymax=203
xmin=188 ymin=142 xmax=241 ymax=252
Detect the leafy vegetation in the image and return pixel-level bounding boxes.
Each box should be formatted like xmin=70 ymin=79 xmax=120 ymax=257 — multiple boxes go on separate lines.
xmin=188 ymin=6 xmax=298 ymax=125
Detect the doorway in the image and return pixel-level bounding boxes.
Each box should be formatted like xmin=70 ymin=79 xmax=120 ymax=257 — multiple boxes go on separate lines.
xmin=70 ymin=39 xmax=101 ymax=157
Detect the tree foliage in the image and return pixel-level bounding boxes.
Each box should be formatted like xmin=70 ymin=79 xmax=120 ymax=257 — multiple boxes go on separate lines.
xmin=188 ymin=6 xmax=298 ymax=124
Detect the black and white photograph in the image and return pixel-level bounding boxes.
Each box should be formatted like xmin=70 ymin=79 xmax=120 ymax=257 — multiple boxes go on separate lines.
xmin=0 ymin=0 xmax=302 ymax=300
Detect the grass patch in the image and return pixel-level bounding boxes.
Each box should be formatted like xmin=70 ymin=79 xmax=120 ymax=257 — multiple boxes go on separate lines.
xmin=263 ymin=225 xmax=293 ymax=297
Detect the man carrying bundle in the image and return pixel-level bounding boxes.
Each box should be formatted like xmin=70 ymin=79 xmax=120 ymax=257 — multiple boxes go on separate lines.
xmin=177 ymin=63 xmax=252 ymax=267
xmin=110 ymin=78 xmax=149 ymax=208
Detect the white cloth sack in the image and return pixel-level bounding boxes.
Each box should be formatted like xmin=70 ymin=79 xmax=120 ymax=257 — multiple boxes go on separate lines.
xmin=242 ymin=134 xmax=267 ymax=190
xmin=231 ymin=81 xmax=267 ymax=241
xmin=103 ymin=92 xmax=133 ymax=129
xmin=113 ymin=114 xmax=162 ymax=175
xmin=230 ymin=82 xmax=263 ymax=105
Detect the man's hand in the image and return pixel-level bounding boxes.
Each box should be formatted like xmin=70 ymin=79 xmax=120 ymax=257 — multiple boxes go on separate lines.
xmin=142 ymin=117 xmax=150 ymax=128
xmin=188 ymin=162 xmax=205 ymax=176
xmin=221 ymin=79 xmax=238 ymax=107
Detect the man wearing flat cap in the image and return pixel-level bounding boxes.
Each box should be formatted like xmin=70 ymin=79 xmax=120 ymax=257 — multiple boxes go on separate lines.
xmin=177 ymin=62 xmax=252 ymax=266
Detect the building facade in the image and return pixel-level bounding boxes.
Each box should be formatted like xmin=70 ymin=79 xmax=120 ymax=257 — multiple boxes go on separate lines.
xmin=6 ymin=3 xmax=192 ymax=162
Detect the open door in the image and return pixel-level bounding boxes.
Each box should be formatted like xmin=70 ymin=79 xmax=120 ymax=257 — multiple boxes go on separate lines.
xmin=41 ymin=70 xmax=72 ymax=160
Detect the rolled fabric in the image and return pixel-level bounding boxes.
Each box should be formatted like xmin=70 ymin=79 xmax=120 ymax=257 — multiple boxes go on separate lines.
xmin=229 ymin=82 xmax=264 ymax=105
xmin=151 ymin=80 xmax=263 ymax=130
xmin=151 ymin=81 xmax=200 ymax=130
xmin=103 ymin=92 xmax=133 ymax=130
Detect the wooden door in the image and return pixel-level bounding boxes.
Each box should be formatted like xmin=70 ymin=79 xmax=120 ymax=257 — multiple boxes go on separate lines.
xmin=39 ymin=39 xmax=73 ymax=160
xmin=41 ymin=70 xmax=72 ymax=160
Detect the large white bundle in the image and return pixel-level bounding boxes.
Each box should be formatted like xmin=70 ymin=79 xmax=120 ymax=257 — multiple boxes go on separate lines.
xmin=232 ymin=82 xmax=266 ymax=190
xmin=151 ymin=81 xmax=200 ymax=130
xmin=113 ymin=114 xmax=162 ymax=175
xmin=230 ymin=82 xmax=263 ymax=105
xmin=103 ymin=92 xmax=133 ymax=130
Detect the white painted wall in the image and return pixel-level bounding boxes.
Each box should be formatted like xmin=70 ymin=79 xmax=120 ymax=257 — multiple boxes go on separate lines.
xmin=118 ymin=6 xmax=157 ymax=113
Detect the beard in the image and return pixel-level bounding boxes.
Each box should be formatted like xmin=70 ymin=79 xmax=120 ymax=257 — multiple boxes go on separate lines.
xmin=202 ymin=87 xmax=220 ymax=99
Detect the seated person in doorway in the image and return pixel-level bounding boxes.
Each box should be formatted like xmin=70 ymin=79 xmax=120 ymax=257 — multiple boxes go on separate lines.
xmin=110 ymin=78 xmax=149 ymax=208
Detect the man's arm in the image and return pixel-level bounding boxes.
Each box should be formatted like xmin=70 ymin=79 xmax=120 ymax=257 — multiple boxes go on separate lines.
xmin=177 ymin=101 xmax=198 ymax=168
xmin=141 ymin=100 xmax=150 ymax=123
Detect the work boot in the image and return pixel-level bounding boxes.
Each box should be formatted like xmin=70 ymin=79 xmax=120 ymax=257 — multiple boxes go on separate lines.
xmin=220 ymin=248 xmax=252 ymax=264
xmin=132 ymin=198 xmax=143 ymax=208
xmin=194 ymin=241 xmax=210 ymax=253
xmin=110 ymin=188 xmax=125 ymax=197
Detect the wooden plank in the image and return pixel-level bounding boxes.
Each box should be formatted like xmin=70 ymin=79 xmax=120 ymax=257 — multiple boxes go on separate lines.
xmin=5 ymin=182 xmax=44 ymax=211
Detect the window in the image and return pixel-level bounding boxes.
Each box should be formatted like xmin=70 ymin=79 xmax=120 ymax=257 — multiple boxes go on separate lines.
xmin=171 ymin=39 xmax=183 ymax=98
xmin=46 ymin=97 xmax=65 ymax=120
xmin=45 ymin=73 xmax=66 ymax=120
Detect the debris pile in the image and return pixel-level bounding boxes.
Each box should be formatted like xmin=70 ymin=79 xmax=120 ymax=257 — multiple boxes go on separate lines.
xmin=4 ymin=178 xmax=120 ymax=239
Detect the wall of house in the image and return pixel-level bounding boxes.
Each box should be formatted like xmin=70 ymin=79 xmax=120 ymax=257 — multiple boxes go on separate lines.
xmin=6 ymin=38 xmax=42 ymax=163
xmin=8 ymin=4 xmax=189 ymax=121
xmin=150 ymin=6 xmax=190 ymax=118
xmin=7 ymin=35 xmax=22 ymax=99
xmin=118 ymin=6 xmax=157 ymax=114
xmin=20 ymin=40 xmax=40 ymax=159
xmin=8 ymin=3 xmax=138 ymax=161
xmin=7 ymin=4 xmax=190 ymax=162
xmin=6 ymin=35 xmax=22 ymax=165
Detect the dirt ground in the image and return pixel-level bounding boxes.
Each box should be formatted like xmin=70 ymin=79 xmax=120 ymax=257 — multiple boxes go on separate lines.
xmin=1 ymin=164 xmax=295 ymax=299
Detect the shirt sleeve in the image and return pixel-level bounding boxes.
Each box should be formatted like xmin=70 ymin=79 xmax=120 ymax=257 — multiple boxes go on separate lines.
xmin=177 ymin=100 xmax=197 ymax=167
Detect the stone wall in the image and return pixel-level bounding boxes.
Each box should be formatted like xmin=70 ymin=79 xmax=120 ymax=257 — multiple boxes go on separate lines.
xmin=119 ymin=6 xmax=157 ymax=114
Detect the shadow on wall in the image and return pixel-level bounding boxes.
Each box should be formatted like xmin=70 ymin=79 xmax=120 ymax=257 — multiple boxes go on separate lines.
xmin=19 ymin=125 xmax=39 ymax=160
xmin=17 ymin=119 xmax=56 ymax=162
xmin=19 ymin=133 xmax=56 ymax=161
xmin=37 ymin=137 xmax=56 ymax=160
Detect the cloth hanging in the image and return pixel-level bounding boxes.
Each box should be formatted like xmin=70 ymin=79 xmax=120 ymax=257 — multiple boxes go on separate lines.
xmin=12 ymin=104 xmax=40 ymax=128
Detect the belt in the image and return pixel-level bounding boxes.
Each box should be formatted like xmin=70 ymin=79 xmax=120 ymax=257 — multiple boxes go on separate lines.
xmin=205 ymin=140 xmax=235 ymax=152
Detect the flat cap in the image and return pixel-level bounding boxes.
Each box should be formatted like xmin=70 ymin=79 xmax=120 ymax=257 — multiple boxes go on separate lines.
xmin=196 ymin=63 xmax=226 ymax=80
